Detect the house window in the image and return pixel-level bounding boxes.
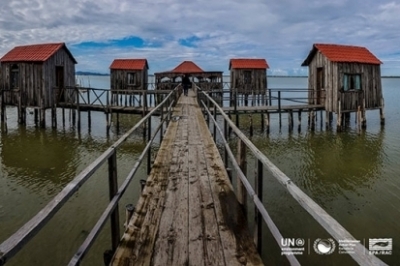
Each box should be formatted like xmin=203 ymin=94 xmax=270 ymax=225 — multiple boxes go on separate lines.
xmin=10 ymin=64 xmax=19 ymax=89
xmin=127 ymin=72 xmax=136 ymax=85
xmin=244 ymin=71 xmax=252 ymax=84
xmin=343 ymin=74 xmax=361 ymax=91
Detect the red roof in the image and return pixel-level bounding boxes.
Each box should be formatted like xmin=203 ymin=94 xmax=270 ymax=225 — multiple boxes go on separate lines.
xmin=171 ymin=61 xmax=203 ymax=73
xmin=110 ymin=59 xmax=149 ymax=70
xmin=0 ymin=42 xmax=77 ymax=63
xmin=302 ymin=43 xmax=382 ymax=66
xmin=229 ymin=59 xmax=269 ymax=69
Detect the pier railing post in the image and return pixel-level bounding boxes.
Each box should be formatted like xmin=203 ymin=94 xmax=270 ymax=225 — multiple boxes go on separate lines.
xmin=213 ymin=104 xmax=217 ymax=142
xmin=235 ymin=88 xmax=239 ymax=128
xmin=108 ymin=150 xmax=120 ymax=252
xmin=236 ymin=140 xmax=247 ymax=215
xmin=147 ymin=115 xmax=152 ymax=175
xmin=254 ymin=160 xmax=263 ymax=253
xmin=278 ymin=91 xmax=282 ymax=128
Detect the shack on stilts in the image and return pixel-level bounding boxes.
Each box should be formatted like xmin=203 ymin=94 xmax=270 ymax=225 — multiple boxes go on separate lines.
xmin=154 ymin=61 xmax=223 ymax=95
xmin=302 ymin=43 xmax=384 ymax=131
xmin=0 ymin=42 xmax=77 ymax=127
xmin=229 ymin=58 xmax=269 ymax=106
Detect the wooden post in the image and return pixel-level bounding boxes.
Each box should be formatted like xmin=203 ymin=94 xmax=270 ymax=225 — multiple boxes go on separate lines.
xmin=51 ymin=105 xmax=56 ymax=128
xmin=235 ymin=88 xmax=239 ymax=128
xmin=108 ymin=151 xmax=120 ymax=252
xmin=40 ymin=98 xmax=46 ymax=128
xmin=337 ymin=100 xmax=342 ymax=132
xmin=357 ymin=106 xmax=362 ymax=133
xmin=62 ymin=106 xmax=65 ymax=128
xmin=87 ymin=89 xmax=91 ymax=130
xmin=160 ymin=103 xmax=164 ymax=143
xmin=361 ymin=98 xmax=367 ymax=129
xmin=265 ymin=112 xmax=270 ymax=134
xmin=34 ymin=109 xmax=39 ymax=125
xmin=237 ymin=140 xmax=247 ymax=216
xmin=124 ymin=204 xmax=135 ymax=229
xmin=17 ymin=90 xmax=22 ymax=124
xmin=325 ymin=111 xmax=330 ymax=129
xmin=249 ymin=114 xmax=253 ymax=137
xmin=254 ymin=160 xmax=263 ymax=253
xmin=116 ymin=113 xmax=120 ymax=135
xmin=140 ymin=179 xmax=147 ymax=191
xmin=206 ymin=96 xmax=210 ymax=127
xmin=76 ymin=89 xmax=81 ymax=131
xmin=0 ymin=90 xmax=4 ymax=122
xmin=288 ymin=110 xmax=293 ymax=132
xmin=106 ymin=92 xmax=110 ymax=136
xmin=298 ymin=110 xmax=302 ymax=132
xmin=278 ymin=91 xmax=282 ymax=128
xmin=224 ymin=119 xmax=228 ymax=167
xmin=380 ymin=98 xmax=385 ymax=125
xmin=268 ymin=89 xmax=272 ymax=106
xmin=260 ymin=112 xmax=264 ymax=132
xmin=213 ymin=105 xmax=217 ymax=142
xmin=147 ymin=116 xmax=152 ymax=175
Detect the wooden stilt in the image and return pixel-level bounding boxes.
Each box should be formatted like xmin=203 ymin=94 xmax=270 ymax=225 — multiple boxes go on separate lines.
xmin=379 ymin=98 xmax=385 ymax=125
xmin=265 ymin=112 xmax=270 ymax=134
xmin=249 ymin=114 xmax=253 ymax=137
xmin=337 ymin=100 xmax=342 ymax=132
xmin=288 ymin=110 xmax=293 ymax=132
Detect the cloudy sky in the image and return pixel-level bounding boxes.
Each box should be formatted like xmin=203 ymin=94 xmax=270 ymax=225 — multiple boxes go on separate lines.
xmin=1 ymin=0 xmax=399 ymax=75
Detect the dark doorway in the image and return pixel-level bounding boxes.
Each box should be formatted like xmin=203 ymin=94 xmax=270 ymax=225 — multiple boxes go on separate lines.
xmin=56 ymin=66 xmax=65 ymax=102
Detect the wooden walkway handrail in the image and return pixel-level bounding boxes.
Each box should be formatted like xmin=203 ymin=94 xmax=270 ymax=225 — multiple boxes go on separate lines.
xmin=200 ymin=98 xmax=301 ymax=266
xmin=198 ymin=89 xmax=387 ymax=266
xmin=0 ymin=88 xmax=180 ymax=266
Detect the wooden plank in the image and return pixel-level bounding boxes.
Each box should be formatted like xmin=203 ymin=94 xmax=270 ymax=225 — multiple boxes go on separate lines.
xmin=152 ymin=101 xmax=189 ymax=266
xmin=188 ymin=100 xmax=225 ymax=265
xmin=196 ymin=98 xmax=263 ymax=266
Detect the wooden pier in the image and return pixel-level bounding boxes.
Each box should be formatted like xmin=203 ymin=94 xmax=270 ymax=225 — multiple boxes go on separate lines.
xmin=110 ymin=89 xmax=263 ymax=265
xmin=0 ymin=87 xmax=389 ymax=266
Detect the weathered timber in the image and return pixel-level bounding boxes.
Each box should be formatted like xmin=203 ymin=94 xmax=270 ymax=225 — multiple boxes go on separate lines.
xmin=111 ymin=90 xmax=262 ymax=266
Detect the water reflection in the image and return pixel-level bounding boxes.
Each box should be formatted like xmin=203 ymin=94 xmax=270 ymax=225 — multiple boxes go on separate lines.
xmin=253 ymin=129 xmax=385 ymax=205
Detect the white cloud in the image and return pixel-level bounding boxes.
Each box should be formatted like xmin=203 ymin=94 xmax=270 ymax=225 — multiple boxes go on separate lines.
xmin=0 ymin=0 xmax=399 ymax=75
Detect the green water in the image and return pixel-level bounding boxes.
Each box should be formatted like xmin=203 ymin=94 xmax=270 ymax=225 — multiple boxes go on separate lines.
xmin=1 ymin=77 xmax=399 ymax=265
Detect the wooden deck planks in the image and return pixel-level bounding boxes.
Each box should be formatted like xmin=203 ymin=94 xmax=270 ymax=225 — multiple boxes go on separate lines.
xmin=111 ymin=90 xmax=263 ymax=266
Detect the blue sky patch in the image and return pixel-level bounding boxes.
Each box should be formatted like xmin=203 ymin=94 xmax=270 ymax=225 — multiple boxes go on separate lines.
xmin=179 ymin=36 xmax=201 ymax=48
xmin=74 ymin=36 xmax=146 ymax=49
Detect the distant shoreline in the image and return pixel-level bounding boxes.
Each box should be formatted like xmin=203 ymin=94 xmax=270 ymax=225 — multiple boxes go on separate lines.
xmin=75 ymin=72 xmax=400 ymax=78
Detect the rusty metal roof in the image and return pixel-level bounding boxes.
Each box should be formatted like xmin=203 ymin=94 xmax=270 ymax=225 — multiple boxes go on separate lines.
xmin=0 ymin=42 xmax=77 ymax=63
xmin=171 ymin=61 xmax=204 ymax=73
xmin=229 ymin=59 xmax=269 ymax=69
xmin=109 ymin=59 xmax=149 ymax=70
xmin=302 ymin=43 xmax=382 ymax=66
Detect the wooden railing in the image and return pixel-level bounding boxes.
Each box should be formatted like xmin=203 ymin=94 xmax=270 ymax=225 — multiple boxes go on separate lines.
xmin=0 ymin=87 xmax=181 ymax=266
xmin=196 ymin=86 xmax=387 ymax=266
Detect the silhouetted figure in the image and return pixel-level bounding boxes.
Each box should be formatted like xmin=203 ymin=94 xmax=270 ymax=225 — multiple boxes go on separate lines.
xmin=182 ymin=74 xmax=191 ymax=96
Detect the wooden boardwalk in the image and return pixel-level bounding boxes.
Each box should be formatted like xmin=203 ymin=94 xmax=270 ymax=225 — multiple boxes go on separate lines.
xmin=111 ymin=90 xmax=263 ymax=265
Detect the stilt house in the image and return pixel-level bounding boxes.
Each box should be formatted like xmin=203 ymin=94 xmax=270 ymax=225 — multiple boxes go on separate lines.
xmin=155 ymin=61 xmax=223 ymax=91
xmin=109 ymin=59 xmax=149 ymax=91
xmin=301 ymin=43 xmax=384 ymax=117
xmin=0 ymin=42 xmax=77 ymax=108
xmin=229 ymin=59 xmax=269 ymax=95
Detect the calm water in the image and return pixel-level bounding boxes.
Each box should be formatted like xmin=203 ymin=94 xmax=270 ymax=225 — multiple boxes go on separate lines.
xmin=0 ymin=76 xmax=399 ymax=265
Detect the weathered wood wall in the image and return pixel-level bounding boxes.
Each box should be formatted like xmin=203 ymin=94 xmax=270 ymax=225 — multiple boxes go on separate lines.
xmin=0 ymin=47 xmax=76 ymax=108
xmin=110 ymin=69 xmax=148 ymax=91
xmin=230 ymin=68 xmax=267 ymax=95
xmin=307 ymin=51 xmax=383 ymax=112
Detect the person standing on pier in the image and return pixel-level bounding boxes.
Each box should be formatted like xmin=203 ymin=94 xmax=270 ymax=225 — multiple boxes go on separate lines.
xmin=182 ymin=74 xmax=191 ymax=96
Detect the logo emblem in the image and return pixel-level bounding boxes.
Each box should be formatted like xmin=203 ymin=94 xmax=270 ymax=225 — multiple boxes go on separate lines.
xmin=313 ymin=238 xmax=336 ymax=255
xmin=369 ymin=238 xmax=392 ymax=255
